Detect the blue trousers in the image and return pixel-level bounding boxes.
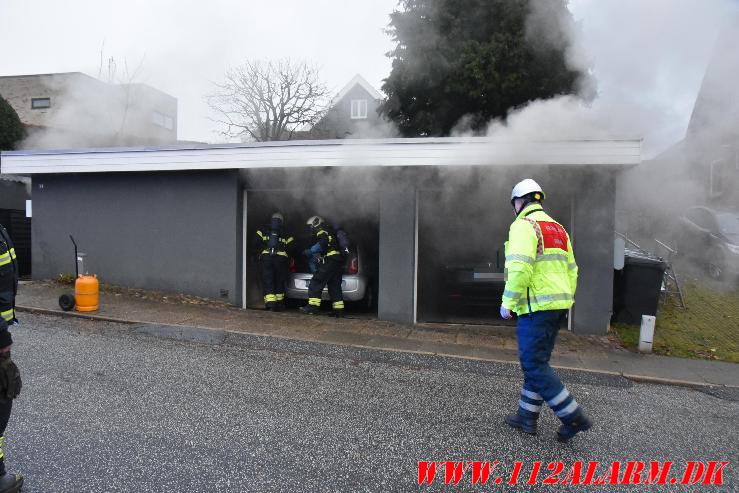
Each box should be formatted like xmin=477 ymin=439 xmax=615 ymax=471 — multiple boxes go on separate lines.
xmin=516 ymin=309 xmax=580 ymax=423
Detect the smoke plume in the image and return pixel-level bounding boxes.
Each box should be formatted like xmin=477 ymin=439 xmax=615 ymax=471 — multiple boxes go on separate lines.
xmin=483 ymin=0 xmax=738 ymax=158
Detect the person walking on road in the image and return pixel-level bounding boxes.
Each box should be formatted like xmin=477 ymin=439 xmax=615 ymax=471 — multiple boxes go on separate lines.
xmin=0 ymin=224 xmax=24 ymax=492
xmin=500 ymin=179 xmax=592 ymax=442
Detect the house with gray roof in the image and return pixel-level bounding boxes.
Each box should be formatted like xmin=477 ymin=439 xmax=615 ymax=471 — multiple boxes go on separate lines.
xmin=309 ymin=75 xmax=392 ymax=139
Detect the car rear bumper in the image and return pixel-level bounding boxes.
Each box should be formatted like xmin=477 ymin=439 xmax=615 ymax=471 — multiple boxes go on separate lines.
xmin=286 ymin=273 xmax=367 ymax=301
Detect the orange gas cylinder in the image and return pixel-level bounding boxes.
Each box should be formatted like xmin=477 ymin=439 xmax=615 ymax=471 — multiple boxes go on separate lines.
xmin=75 ymin=274 xmax=99 ymax=312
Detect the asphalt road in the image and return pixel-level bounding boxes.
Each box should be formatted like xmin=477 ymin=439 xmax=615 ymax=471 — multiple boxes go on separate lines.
xmin=4 ymin=313 xmax=738 ymax=492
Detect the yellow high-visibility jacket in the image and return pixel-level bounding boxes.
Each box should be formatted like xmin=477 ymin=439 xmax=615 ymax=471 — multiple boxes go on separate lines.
xmin=502 ymin=203 xmax=578 ymax=315
xmin=0 ymin=224 xmax=18 ymax=324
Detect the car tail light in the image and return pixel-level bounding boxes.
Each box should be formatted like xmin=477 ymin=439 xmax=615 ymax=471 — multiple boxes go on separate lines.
xmin=347 ymin=256 xmax=358 ymax=274
xmin=289 ymin=258 xmax=296 ymax=273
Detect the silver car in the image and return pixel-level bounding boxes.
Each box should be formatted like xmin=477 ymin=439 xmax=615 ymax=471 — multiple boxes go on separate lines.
xmin=678 ymin=206 xmax=739 ymax=280
xmin=286 ymin=246 xmax=376 ymax=310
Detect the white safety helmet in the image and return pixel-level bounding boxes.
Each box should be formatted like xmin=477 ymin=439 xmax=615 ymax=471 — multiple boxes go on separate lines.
xmin=306 ymin=215 xmax=324 ymax=229
xmin=271 ymin=212 xmax=284 ymax=222
xmin=511 ymin=179 xmax=545 ymax=203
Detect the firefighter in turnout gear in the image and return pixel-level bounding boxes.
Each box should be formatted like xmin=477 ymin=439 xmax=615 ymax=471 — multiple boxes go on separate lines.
xmin=255 ymin=212 xmax=294 ymax=311
xmin=299 ymin=216 xmax=345 ymax=317
xmin=0 ymin=225 xmax=24 ymax=492
xmin=500 ymin=179 xmax=592 ymax=442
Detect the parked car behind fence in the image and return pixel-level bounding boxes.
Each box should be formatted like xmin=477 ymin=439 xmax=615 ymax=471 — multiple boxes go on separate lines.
xmin=677 ymin=206 xmax=739 ymax=280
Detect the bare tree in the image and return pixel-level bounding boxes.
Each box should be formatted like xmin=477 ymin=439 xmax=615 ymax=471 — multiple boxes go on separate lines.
xmin=97 ymin=46 xmax=146 ymax=140
xmin=208 ymin=59 xmax=330 ymax=141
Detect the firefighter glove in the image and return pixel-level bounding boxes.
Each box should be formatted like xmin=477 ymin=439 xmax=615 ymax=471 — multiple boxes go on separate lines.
xmin=500 ymin=305 xmax=513 ymax=320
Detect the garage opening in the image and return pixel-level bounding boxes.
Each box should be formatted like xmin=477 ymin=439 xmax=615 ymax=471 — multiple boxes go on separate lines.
xmin=243 ymin=170 xmax=379 ymax=317
xmin=416 ymin=168 xmax=573 ymax=326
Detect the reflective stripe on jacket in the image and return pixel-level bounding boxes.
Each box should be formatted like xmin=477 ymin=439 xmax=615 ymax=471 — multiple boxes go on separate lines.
xmin=0 ymin=248 xmax=16 ymax=267
xmin=0 ymin=225 xmax=18 ymax=324
xmin=502 ymin=203 xmax=578 ymax=315
xmin=315 ymin=229 xmax=340 ymax=257
xmin=256 ymin=230 xmax=294 ymax=257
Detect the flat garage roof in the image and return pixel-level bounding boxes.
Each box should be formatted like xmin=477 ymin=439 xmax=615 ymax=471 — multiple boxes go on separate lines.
xmin=0 ymin=137 xmax=641 ymax=175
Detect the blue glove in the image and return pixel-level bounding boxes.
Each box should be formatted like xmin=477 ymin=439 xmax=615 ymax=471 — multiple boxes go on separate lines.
xmin=500 ymin=305 xmax=513 ymax=320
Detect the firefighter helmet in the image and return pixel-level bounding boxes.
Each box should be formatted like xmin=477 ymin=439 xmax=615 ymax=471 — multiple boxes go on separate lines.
xmin=306 ymin=215 xmax=324 ymax=229
xmin=271 ymin=212 xmax=284 ymax=222
xmin=511 ymin=179 xmax=545 ymax=203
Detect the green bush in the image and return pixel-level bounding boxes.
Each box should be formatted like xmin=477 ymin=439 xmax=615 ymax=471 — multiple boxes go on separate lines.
xmin=0 ymin=94 xmax=25 ymax=150
xmin=57 ymin=273 xmax=76 ymax=285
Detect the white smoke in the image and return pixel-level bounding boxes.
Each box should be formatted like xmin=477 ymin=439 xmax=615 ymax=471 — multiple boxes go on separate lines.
xmin=472 ymin=0 xmax=739 ymax=285
xmin=16 ymin=68 xmax=179 ymax=150
xmin=484 ymin=0 xmax=739 ymax=158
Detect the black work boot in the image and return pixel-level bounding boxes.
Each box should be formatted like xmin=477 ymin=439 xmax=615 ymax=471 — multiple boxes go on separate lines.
xmin=273 ymin=301 xmax=285 ymax=312
xmin=0 ymin=472 xmax=23 ymax=493
xmin=299 ymin=305 xmax=320 ymax=315
xmin=505 ymin=412 xmax=538 ymax=435
xmin=264 ymin=301 xmax=275 ymax=311
xmin=557 ymin=410 xmax=592 ymax=442
xmin=328 ymin=309 xmax=345 ymax=318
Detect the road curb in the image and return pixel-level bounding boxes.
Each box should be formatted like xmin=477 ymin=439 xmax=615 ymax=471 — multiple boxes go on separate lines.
xmin=135 ymin=324 xmax=227 ymax=344
xmin=17 ymin=305 xmax=143 ymax=325
xmin=16 ymin=305 xmax=738 ymax=390
xmin=621 ymin=373 xmax=728 ymax=390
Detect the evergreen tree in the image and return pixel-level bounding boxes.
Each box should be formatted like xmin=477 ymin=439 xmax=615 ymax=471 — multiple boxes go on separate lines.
xmin=0 ymin=95 xmax=25 ymax=150
xmin=381 ymin=0 xmax=588 ymax=136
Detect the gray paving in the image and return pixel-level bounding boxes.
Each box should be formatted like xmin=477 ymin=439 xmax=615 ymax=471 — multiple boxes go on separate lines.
xmin=16 ymin=281 xmax=739 ymax=388
xmin=5 ymin=313 xmax=739 ymax=492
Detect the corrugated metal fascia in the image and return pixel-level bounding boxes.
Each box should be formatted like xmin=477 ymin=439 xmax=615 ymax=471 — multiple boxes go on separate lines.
xmin=0 ymin=138 xmax=641 ymax=174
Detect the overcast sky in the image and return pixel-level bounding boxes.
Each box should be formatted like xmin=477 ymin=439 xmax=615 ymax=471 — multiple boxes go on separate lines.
xmin=1 ymin=0 xmax=737 ymax=154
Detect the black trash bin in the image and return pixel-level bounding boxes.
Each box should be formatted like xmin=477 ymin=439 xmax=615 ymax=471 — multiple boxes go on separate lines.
xmin=613 ymin=249 xmax=667 ymax=325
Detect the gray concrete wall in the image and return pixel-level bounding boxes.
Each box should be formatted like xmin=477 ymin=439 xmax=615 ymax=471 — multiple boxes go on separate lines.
xmin=31 ymin=171 xmax=242 ymax=305
xmin=26 ymin=164 xmax=618 ymax=330
xmin=378 ymin=181 xmax=417 ymax=324
xmin=571 ymin=170 xmax=616 ymax=334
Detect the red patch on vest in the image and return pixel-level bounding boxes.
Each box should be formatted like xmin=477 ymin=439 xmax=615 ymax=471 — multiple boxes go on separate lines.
xmin=537 ymin=221 xmax=568 ymax=251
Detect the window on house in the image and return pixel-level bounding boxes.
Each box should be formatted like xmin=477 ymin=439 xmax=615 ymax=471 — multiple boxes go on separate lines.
xmin=709 ymin=159 xmax=733 ymax=199
xmin=31 ymin=98 xmax=50 ymax=109
xmin=350 ymin=99 xmax=368 ymax=119
xmin=152 ymin=111 xmax=175 ymax=130
xmin=151 ymin=111 xmax=165 ymax=127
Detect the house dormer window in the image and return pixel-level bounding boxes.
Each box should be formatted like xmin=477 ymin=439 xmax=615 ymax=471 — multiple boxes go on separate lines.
xmin=152 ymin=111 xmax=175 ymax=130
xmin=31 ymin=97 xmax=51 ymax=109
xmin=351 ymin=99 xmax=368 ymax=119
